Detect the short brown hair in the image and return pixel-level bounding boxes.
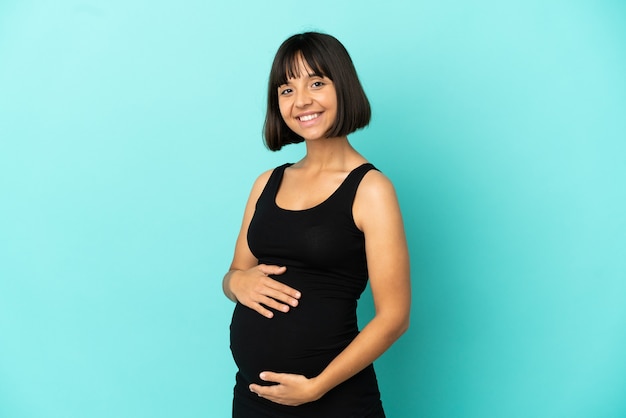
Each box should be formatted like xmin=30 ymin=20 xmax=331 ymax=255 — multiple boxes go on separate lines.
xmin=263 ymin=32 xmax=371 ymax=151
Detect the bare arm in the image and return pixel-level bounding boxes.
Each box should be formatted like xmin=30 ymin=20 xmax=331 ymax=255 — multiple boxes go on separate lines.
xmin=250 ymin=170 xmax=411 ymax=404
xmin=223 ymin=170 xmax=301 ymax=318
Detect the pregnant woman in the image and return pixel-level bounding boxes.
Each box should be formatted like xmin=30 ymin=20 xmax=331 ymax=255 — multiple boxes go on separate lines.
xmin=222 ymin=32 xmax=411 ymax=417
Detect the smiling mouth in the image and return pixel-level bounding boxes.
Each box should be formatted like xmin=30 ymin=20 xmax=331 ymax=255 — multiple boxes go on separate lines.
xmin=297 ymin=113 xmax=320 ymax=122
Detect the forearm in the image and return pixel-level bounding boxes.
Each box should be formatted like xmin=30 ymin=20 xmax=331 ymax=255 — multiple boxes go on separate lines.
xmin=312 ymin=312 xmax=409 ymax=396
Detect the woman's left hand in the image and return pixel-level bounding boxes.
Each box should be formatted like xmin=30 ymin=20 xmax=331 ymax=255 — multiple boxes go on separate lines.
xmin=249 ymin=372 xmax=324 ymax=406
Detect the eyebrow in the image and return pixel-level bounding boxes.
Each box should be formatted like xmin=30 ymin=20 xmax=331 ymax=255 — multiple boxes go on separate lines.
xmin=280 ymin=73 xmax=324 ymax=86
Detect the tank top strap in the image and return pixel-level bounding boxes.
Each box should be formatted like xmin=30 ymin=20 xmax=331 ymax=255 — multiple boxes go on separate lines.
xmin=260 ymin=163 xmax=292 ymax=199
xmin=335 ymin=163 xmax=378 ymax=204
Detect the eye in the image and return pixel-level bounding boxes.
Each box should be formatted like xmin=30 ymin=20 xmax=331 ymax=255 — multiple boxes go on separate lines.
xmin=279 ymin=87 xmax=293 ymax=96
xmin=311 ymin=81 xmax=325 ymax=88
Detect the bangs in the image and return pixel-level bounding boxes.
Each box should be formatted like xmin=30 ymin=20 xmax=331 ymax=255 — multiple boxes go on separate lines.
xmin=271 ymin=42 xmax=332 ymax=88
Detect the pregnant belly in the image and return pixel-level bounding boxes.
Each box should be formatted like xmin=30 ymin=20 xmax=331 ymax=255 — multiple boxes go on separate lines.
xmin=229 ymin=289 xmax=358 ymax=385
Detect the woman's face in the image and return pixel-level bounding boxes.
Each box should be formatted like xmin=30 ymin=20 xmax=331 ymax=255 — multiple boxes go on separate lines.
xmin=277 ymin=56 xmax=337 ymax=141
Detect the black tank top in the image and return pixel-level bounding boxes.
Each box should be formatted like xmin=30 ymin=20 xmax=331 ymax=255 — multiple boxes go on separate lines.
xmin=230 ymin=163 xmax=385 ymax=417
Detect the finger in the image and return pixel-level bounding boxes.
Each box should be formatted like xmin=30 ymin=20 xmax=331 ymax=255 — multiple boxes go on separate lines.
xmin=249 ymin=384 xmax=277 ymax=402
xmin=262 ymin=277 xmax=301 ymax=301
xmin=252 ymin=302 xmax=275 ymax=319
xmin=258 ymin=266 xmax=302 ymax=299
xmin=249 ymin=383 xmax=272 ymax=394
xmin=249 ymin=294 xmax=291 ymax=318
xmin=250 ymin=383 xmax=299 ymax=406
xmin=259 ymin=371 xmax=289 ymax=383
xmin=255 ymin=294 xmax=296 ymax=317
xmin=257 ymin=264 xmax=287 ymax=276
xmin=257 ymin=296 xmax=291 ymax=313
xmin=250 ymin=381 xmax=282 ymax=396
xmin=260 ymin=286 xmax=299 ymax=308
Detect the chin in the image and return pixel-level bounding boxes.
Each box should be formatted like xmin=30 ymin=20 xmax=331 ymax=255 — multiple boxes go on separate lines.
xmin=302 ymin=135 xmax=327 ymax=142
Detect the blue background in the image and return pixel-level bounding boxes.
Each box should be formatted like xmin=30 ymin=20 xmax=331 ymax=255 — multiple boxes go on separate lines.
xmin=1 ymin=1 xmax=625 ymax=417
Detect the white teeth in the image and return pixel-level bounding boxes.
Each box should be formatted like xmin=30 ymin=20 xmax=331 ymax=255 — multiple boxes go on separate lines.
xmin=299 ymin=113 xmax=319 ymax=122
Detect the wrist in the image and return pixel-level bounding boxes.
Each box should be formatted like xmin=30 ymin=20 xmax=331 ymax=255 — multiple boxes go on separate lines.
xmin=308 ymin=375 xmax=329 ymax=402
xmin=223 ymin=269 xmax=240 ymax=302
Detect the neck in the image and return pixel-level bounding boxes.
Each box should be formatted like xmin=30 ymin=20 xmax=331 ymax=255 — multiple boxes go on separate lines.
xmin=297 ymin=136 xmax=362 ymax=170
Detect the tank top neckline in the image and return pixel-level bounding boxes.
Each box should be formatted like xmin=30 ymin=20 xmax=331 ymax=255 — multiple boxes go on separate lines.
xmin=273 ymin=162 xmax=373 ymax=213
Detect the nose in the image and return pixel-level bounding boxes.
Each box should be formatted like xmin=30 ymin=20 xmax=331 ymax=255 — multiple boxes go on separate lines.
xmin=294 ymin=89 xmax=312 ymax=108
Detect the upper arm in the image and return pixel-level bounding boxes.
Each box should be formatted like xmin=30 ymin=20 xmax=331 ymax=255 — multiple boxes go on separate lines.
xmin=353 ymin=171 xmax=411 ymax=320
xmin=228 ymin=169 xmax=273 ymax=272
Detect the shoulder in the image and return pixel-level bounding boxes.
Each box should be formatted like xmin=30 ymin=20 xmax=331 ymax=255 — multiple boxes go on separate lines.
xmin=358 ymin=168 xmax=397 ymax=201
xmin=251 ymin=168 xmax=274 ymax=190
xmin=353 ymin=168 xmax=401 ymax=230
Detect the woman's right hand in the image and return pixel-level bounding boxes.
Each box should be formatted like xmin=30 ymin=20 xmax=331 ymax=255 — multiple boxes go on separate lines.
xmin=228 ymin=264 xmax=301 ymax=318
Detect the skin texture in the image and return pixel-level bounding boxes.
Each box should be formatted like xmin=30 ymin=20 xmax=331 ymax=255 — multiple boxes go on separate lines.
xmin=223 ymin=58 xmax=411 ymax=407
xmin=277 ymin=57 xmax=338 ymax=144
